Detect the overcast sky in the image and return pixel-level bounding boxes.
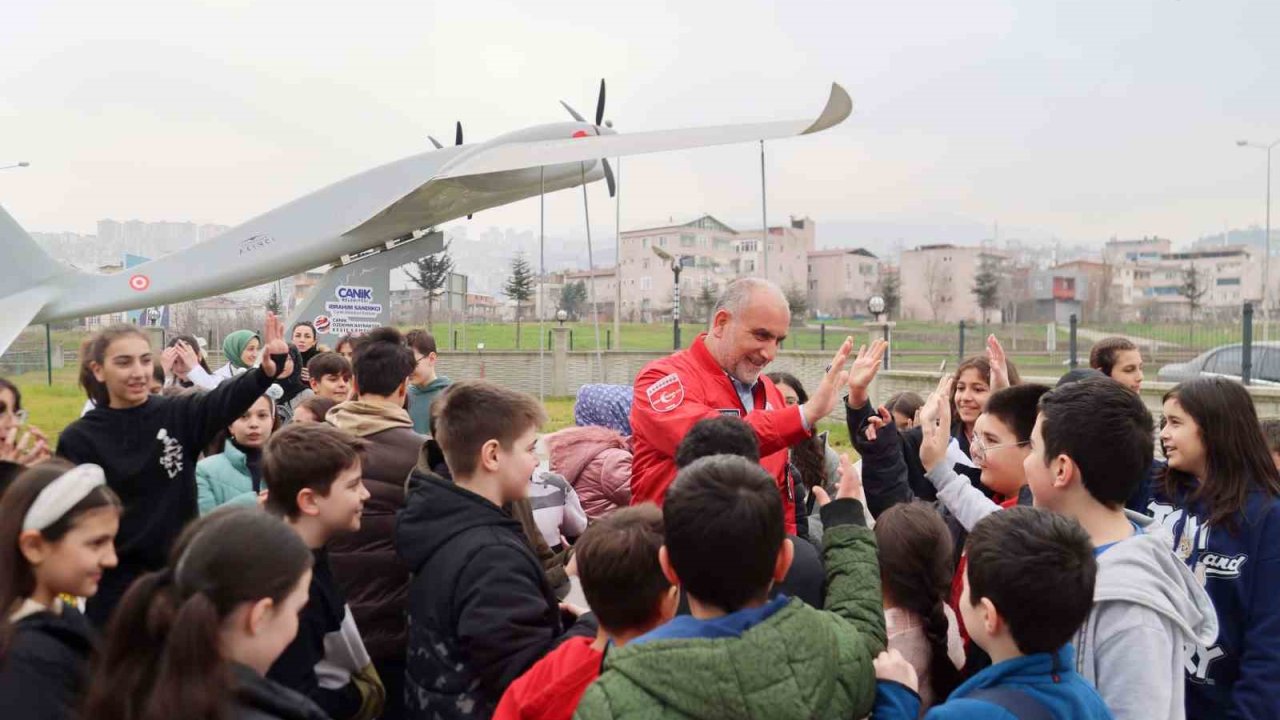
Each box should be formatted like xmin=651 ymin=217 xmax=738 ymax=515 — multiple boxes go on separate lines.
xmin=2 ymin=0 xmax=1277 ymax=252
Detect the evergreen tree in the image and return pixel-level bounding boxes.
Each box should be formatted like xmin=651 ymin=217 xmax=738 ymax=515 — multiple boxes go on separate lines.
xmin=878 ymin=269 xmax=901 ymax=318
xmin=557 ymin=280 xmax=588 ymax=320
xmin=784 ymin=285 xmax=809 ymax=325
xmin=972 ymin=254 xmax=1001 ymax=328
xmin=504 ymin=253 xmax=536 ymax=348
xmin=1179 ymin=264 xmax=1208 ymax=319
xmin=265 ymin=288 xmax=282 ymax=315
xmin=697 ymin=283 xmax=718 ymax=322
xmin=404 ymin=241 xmax=454 ymax=329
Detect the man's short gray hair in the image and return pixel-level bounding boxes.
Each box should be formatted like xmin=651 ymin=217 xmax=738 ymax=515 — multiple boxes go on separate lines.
xmin=712 ymin=278 xmax=789 ymax=320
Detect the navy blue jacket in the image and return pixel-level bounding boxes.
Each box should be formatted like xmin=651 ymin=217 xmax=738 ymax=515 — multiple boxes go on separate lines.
xmin=874 ymin=646 xmax=1113 ymax=720
xmin=1148 ymin=486 xmax=1280 ymax=720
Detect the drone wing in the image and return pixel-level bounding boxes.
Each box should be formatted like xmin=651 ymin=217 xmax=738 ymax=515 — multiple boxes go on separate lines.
xmin=438 ymin=82 xmax=851 ymax=179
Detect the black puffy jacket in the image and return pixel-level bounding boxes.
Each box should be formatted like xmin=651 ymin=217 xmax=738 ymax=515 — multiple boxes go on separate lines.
xmin=231 ymin=663 xmax=329 ymax=720
xmin=0 ymin=605 xmax=95 ymax=720
xmin=395 ymin=470 xmax=588 ymax=720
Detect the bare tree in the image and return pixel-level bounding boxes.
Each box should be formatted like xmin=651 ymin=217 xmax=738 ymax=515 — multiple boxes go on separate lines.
xmin=924 ymin=258 xmax=953 ymax=322
xmin=403 ymin=241 xmax=454 ymax=330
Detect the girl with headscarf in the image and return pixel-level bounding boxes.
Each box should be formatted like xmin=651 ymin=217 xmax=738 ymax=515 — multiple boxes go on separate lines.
xmin=212 ymin=330 xmax=261 ymax=383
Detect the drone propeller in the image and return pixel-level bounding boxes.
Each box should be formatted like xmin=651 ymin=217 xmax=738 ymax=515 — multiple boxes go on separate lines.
xmin=455 ymin=121 xmax=463 ymax=146
xmin=428 ymin=136 xmax=443 ymax=150
xmin=560 ymin=79 xmax=616 ymax=197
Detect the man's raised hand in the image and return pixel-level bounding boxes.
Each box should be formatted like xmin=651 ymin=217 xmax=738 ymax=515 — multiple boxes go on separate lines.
xmin=802 ymin=336 xmax=853 ymax=429
xmin=259 ymin=312 xmax=290 ymax=378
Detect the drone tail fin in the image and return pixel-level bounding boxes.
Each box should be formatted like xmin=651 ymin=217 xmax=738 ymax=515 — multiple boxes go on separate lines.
xmin=0 ymin=205 xmax=69 ymax=355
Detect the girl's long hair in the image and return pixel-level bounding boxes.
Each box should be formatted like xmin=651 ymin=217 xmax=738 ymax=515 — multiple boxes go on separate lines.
xmin=1162 ymin=377 xmax=1280 ymax=529
xmin=766 ymin=372 xmax=827 ymax=490
xmin=82 ymin=507 xmax=312 ymax=720
xmin=875 ymin=502 xmax=961 ymax=703
xmin=0 ymin=460 xmax=121 ymax=657
xmin=79 ymin=325 xmax=149 ymax=409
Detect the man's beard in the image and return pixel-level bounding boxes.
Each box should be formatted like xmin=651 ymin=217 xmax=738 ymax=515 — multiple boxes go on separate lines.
xmin=730 ymin=358 xmax=766 ymax=385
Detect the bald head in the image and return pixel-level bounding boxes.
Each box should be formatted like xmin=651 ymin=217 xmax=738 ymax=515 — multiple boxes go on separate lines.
xmin=705 ymin=278 xmax=791 ymax=385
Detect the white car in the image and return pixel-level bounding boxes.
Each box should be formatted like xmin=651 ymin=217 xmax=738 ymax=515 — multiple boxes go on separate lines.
xmin=1156 ymin=342 xmax=1280 ymax=386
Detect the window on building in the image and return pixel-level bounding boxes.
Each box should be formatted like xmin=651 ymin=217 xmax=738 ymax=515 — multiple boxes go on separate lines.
xmin=744 ymin=260 xmax=756 ymax=272
xmin=642 ymin=238 xmax=648 ymax=248
xmin=681 ymin=234 xmax=695 ymax=247
xmin=1216 ymin=277 xmax=1241 ymax=286
xmin=641 ymin=277 xmax=651 ymax=290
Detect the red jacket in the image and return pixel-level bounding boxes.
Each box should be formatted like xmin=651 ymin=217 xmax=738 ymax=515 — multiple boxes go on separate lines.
xmin=629 ymin=333 xmax=809 ymax=533
xmin=492 ymin=636 xmax=602 ymax=720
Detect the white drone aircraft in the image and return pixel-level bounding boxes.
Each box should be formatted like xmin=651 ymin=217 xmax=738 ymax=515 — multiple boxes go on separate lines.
xmin=0 ymin=81 xmax=851 ymax=353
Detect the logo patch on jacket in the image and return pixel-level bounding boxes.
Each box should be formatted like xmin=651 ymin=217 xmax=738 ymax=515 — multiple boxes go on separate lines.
xmin=646 ymin=373 xmax=685 ymax=413
xmin=1197 ymin=552 xmax=1247 ymax=580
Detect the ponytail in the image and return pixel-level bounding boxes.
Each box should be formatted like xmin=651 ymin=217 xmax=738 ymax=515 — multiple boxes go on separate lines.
xmin=874 ymin=502 xmax=962 ymax=704
xmin=83 ymin=507 xmax=313 ymax=720
xmin=79 ymin=325 xmax=148 ymax=408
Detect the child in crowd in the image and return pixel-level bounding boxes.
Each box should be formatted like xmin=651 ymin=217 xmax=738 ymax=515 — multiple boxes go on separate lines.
xmin=0 ymin=462 xmax=120 ymax=719
xmin=57 ymin=318 xmax=291 ymax=625
xmin=874 ymin=502 xmax=965 ymax=712
xmin=294 ymin=396 xmax=337 ymax=424
xmin=163 ymin=334 xmax=219 ymax=390
xmin=282 ymin=322 xmax=321 ymax=403
xmin=1152 ymin=377 xmax=1280 ymax=719
xmin=406 ymin=328 xmax=451 ymax=436
xmin=528 ymin=469 xmax=588 ymax=553
xmin=674 ymin=415 xmax=827 ymax=608
xmin=83 ymin=507 xmax=327 ymax=720
xmin=887 ymin=391 xmax=925 ymax=431
xmin=327 ymin=326 xmax=425 ymax=720
xmin=196 ymin=392 xmax=276 ymax=514
xmin=213 ymin=329 xmax=261 ymax=382
xmin=307 ymin=351 xmax=353 ymax=404
xmin=1089 ymin=337 xmax=1144 ymax=392
xmin=263 ymin=423 xmax=384 ymax=720
xmin=873 ymin=507 xmax=1113 ymax=720
xmin=0 ymin=377 xmax=51 ymax=470
xmin=544 ymin=424 xmax=632 ymax=521
xmin=334 ymin=334 xmax=359 ymax=362
xmin=1260 ymin=417 xmax=1280 ymax=469
xmin=1026 ymin=378 xmax=1216 ymax=720
xmin=494 ymin=504 xmax=677 ymax=720
xmin=768 ymin=372 xmax=840 ymax=542
xmin=576 ymin=453 xmax=886 ymax=720
xmin=396 ymin=380 xmax=592 ymax=720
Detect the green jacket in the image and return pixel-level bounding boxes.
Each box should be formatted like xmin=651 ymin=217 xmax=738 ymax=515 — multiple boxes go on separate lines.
xmin=407 ymin=376 xmax=451 ymax=436
xmin=195 ymin=440 xmax=260 ymax=515
xmin=574 ymin=500 xmax=885 ymax=720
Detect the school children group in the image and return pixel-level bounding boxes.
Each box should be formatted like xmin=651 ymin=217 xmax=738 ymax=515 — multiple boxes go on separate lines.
xmin=0 ymin=304 xmax=1276 ymax=720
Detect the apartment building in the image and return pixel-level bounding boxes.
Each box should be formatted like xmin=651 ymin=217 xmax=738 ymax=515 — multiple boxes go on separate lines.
xmin=899 ymin=244 xmax=1007 ymax=323
xmin=806 ymin=248 xmax=879 ymax=318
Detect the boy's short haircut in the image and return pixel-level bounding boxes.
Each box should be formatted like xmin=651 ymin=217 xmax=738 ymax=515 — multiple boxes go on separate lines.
xmin=983 ymin=384 xmax=1051 ymax=443
xmin=575 ymin=504 xmax=670 ymax=632
xmin=264 ymin=423 xmax=366 ymax=519
xmin=1038 ymin=377 xmax=1153 ymax=507
xmin=351 ymin=327 xmax=415 ymax=397
xmin=406 ymin=328 xmax=438 ymax=357
xmin=674 ymin=416 xmax=760 ymax=468
xmin=663 ymin=455 xmax=783 ymax=612
xmin=307 ymin=351 xmax=352 ymax=381
xmin=966 ymin=506 xmax=1097 ymax=655
xmin=1089 ymin=337 xmax=1138 ymax=376
xmin=1261 ymin=418 xmax=1280 ymax=454
xmin=887 ymin=391 xmax=925 ymax=419
xmin=434 ymin=380 xmax=548 ymax=478
xmin=298 ymin=396 xmax=337 ymax=421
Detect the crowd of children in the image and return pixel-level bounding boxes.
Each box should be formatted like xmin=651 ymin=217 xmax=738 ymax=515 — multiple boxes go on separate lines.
xmin=0 ymin=276 xmax=1277 ymax=719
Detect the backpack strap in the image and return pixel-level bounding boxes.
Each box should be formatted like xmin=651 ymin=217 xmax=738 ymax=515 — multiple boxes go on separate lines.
xmin=966 ymin=687 xmax=1055 ymax=720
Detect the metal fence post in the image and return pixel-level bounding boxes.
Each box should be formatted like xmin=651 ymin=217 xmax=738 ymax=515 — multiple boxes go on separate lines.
xmin=1069 ymin=314 xmax=1079 ymax=369
xmin=958 ymin=320 xmax=966 ymax=364
xmin=1243 ymin=302 xmax=1254 ymax=386
xmin=607 ymin=329 xmax=612 ymax=351
xmin=820 ymin=323 xmax=826 ymax=351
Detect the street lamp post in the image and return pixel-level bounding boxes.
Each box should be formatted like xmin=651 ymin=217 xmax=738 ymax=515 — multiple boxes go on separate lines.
xmin=652 ymin=246 xmax=682 ymax=350
xmin=1238 ymin=139 xmax=1279 ymax=338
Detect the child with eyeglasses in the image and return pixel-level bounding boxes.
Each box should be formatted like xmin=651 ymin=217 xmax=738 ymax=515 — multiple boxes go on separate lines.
xmin=0 ymin=377 xmax=51 ymax=473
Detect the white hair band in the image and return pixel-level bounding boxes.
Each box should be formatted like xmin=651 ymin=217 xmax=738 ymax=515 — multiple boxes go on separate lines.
xmin=22 ymin=464 xmax=107 ymax=532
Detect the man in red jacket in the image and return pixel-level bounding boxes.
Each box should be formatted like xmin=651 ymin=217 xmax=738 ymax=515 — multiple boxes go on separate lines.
xmin=629 ymin=278 xmax=855 ymax=533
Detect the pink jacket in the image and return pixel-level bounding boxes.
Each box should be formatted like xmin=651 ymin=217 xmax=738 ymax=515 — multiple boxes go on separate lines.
xmin=545 ymin=426 xmax=632 ymax=521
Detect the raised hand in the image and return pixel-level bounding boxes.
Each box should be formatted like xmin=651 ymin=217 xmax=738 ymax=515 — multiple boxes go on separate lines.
xmin=873 ymin=649 xmax=920 ymax=692
xmin=863 ymin=405 xmax=892 ymax=443
xmin=919 ymin=374 xmax=954 ymax=472
xmin=259 ymin=313 xmax=290 ymax=378
xmin=802 ymin=336 xmax=853 ymax=429
xmin=159 ymin=346 xmax=179 ymax=376
xmin=987 ymin=334 xmax=1011 ymax=391
xmin=811 ymin=452 xmax=863 ymax=507
xmin=173 ymin=340 xmax=200 ymax=376
xmin=1 ymin=426 xmax=50 ymax=466
xmin=846 ymin=339 xmax=889 ymax=409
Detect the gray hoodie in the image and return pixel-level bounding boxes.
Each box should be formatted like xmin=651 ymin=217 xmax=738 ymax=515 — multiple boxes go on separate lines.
xmin=1074 ymin=511 xmax=1219 ymax=720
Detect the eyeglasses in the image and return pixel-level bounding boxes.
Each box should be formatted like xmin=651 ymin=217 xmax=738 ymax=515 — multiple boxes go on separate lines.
xmin=0 ymin=407 xmax=29 ymax=424
xmin=971 ymin=437 xmax=1029 ymax=465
